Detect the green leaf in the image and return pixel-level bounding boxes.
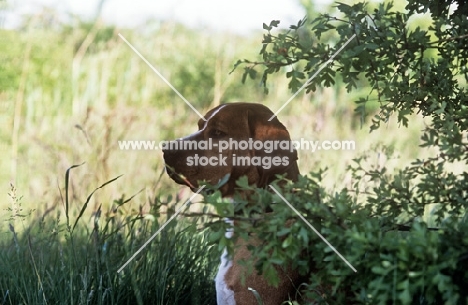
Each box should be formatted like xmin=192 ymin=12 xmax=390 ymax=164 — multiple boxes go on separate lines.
xmin=248 ymin=288 xmax=264 ymax=305
xmin=215 ymin=173 xmax=231 ymax=188
xmin=282 ymin=235 xmax=293 ymax=248
xmin=262 ymin=263 xmax=279 ymax=287
xmin=270 ymin=20 xmax=280 ymax=28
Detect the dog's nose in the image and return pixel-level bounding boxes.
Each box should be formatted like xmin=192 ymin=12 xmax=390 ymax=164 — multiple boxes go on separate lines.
xmin=162 ymin=147 xmax=177 ymax=165
xmin=162 ymin=140 xmax=186 ymax=167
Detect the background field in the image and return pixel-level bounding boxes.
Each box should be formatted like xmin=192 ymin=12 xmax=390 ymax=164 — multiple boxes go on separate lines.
xmin=0 ymin=9 xmax=428 ymax=217
xmin=0 ymin=1 xmax=439 ymax=304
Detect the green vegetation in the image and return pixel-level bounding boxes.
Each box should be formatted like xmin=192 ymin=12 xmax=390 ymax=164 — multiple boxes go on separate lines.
xmin=221 ymin=0 xmax=467 ymax=303
xmin=2 ymin=167 xmax=218 ymax=304
xmin=1 ymin=0 xmax=466 ymax=304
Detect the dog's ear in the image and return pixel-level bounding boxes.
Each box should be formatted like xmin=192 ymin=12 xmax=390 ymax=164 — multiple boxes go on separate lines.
xmin=247 ymin=108 xmax=300 ymax=187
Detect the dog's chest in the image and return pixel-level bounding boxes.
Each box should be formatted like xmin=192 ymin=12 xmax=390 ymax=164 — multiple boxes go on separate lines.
xmin=215 ymin=219 xmax=235 ymax=305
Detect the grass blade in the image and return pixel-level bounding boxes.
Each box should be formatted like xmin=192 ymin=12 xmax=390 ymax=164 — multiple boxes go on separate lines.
xmin=72 ymin=174 xmax=123 ymax=233
xmin=64 ymin=162 xmax=85 ymax=229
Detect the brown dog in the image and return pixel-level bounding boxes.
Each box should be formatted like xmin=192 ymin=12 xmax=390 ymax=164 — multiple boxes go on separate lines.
xmin=163 ymin=103 xmax=302 ymax=305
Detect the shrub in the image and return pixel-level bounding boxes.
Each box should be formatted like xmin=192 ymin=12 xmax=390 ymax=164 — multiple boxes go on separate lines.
xmin=215 ymin=0 xmax=468 ymax=303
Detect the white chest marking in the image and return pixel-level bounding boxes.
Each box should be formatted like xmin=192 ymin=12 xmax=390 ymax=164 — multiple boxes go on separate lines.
xmin=215 ymin=219 xmax=235 ymax=305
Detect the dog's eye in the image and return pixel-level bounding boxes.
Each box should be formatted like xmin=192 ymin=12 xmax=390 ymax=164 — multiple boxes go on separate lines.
xmin=210 ymin=129 xmax=226 ymax=137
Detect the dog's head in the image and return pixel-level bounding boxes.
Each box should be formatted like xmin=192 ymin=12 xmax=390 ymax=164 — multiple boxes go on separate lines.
xmin=162 ymin=102 xmax=299 ymax=197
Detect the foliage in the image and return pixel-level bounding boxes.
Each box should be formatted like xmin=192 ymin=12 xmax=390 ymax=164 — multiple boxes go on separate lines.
xmin=227 ymin=0 xmax=468 ymax=304
xmin=206 ymin=168 xmax=468 ymax=304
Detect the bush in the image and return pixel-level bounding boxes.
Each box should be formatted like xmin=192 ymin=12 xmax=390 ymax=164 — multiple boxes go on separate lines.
xmin=217 ymin=0 xmax=468 ymax=303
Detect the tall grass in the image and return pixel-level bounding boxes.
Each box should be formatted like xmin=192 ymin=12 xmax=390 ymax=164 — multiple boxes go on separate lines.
xmin=1 ymin=173 xmax=218 ymax=304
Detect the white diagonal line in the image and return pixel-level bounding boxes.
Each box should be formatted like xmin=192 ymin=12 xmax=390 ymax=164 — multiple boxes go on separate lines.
xmin=117 ymin=186 xmax=205 ymax=273
xmin=118 ymin=33 xmax=206 ymax=121
xmin=268 ymin=34 xmax=356 ymax=121
xmin=269 ymin=185 xmax=357 ymax=273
